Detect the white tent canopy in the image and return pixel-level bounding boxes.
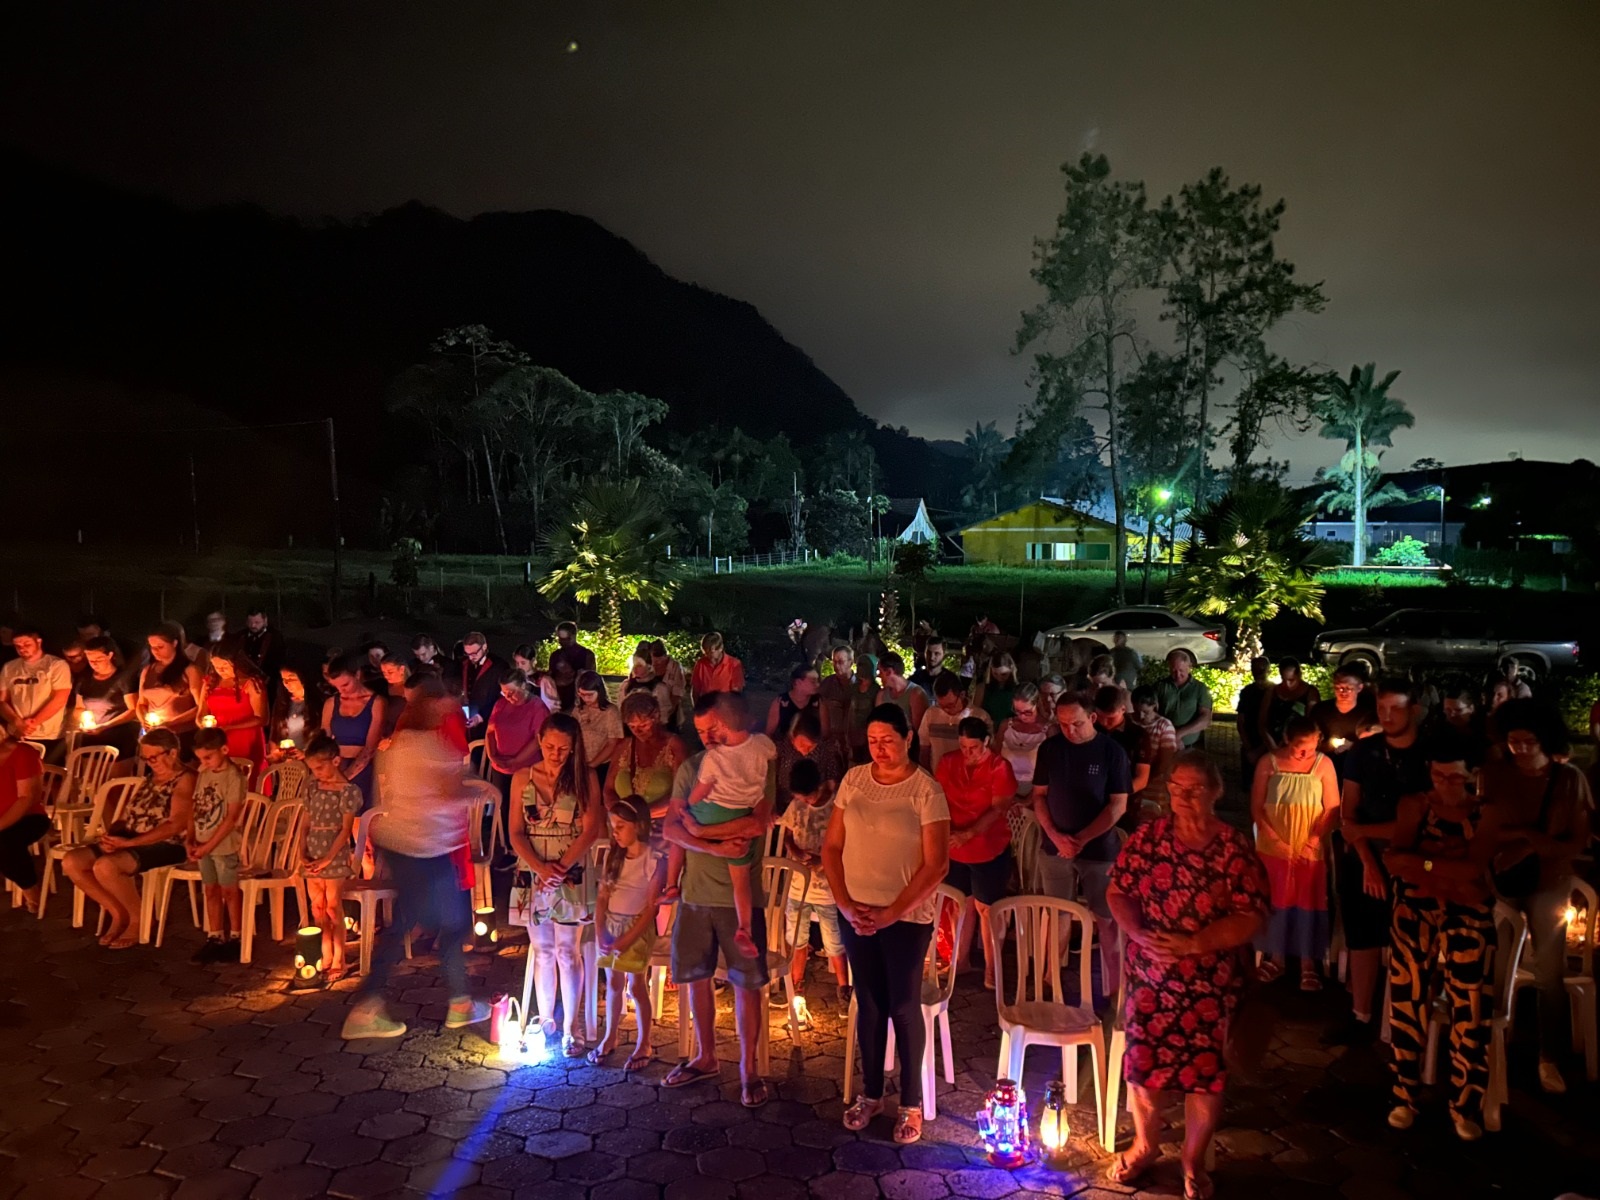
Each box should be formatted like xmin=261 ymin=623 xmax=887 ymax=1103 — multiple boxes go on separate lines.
xmin=897 ymin=498 xmax=938 ymax=545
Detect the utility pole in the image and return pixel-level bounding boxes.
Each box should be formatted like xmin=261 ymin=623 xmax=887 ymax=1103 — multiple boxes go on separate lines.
xmin=327 ymin=417 xmax=343 ymax=619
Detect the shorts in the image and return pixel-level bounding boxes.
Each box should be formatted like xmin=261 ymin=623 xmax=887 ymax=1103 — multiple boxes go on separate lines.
xmin=689 ymin=799 xmax=760 ymax=867
xmin=785 ymin=895 xmax=844 ymax=958
xmin=945 ymin=850 xmax=1012 ymax=906
xmin=596 ymin=911 xmax=657 ymax=974
xmin=1037 ymin=854 xmax=1113 ymax=920
xmin=671 ymin=902 xmax=770 ymax=989
xmin=91 ymin=841 xmax=187 ymax=874
xmin=199 ymin=852 xmax=240 ymax=887
xmin=1334 ymin=838 xmax=1393 ymax=951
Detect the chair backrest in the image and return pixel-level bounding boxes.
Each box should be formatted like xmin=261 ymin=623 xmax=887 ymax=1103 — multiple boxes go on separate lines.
xmin=1572 ymin=878 xmax=1598 ymax=981
xmin=97 ymin=777 xmax=146 ymax=840
xmin=65 ymin=745 xmax=120 ymax=803
xmin=230 ymin=757 xmax=256 ymax=782
xmin=760 ymin=855 xmax=806 ymax=954
xmin=461 ymin=779 xmax=499 ymax=859
xmin=244 ymin=800 xmax=304 ymax=873
xmin=466 ymin=738 xmax=493 ymax=781
xmin=584 ymin=839 xmax=612 ymax=911
xmin=38 ymin=765 xmax=71 ymax=811
xmin=352 ymin=807 xmax=383 ymax=870
xmin=988 ymin=894 xmax=1097 ymax=1012
xmin=764 ymin=821 xmax=784 ymax=858
xmin=235 ymin=793 xmax=273 ymax=860
xmin=1492 ymin=901 xmax=1530 ymax=1023
xmin=923 ymin=884 xmax=970 ymax=1007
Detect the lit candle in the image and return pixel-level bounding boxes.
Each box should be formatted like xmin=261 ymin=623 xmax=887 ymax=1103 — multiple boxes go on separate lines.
xmin=79 ymin=710 xmax=96 ymax=731
xmin=1328 ymin=736 xmax=1347 ymax=750
xmin=199 ymin=714 xmax=218 ymax=729
xmin=279 ymin=738 xmax=295 ymax=750
xmin=146 ymin=710 xmax=165 ymax=727
xmin=1037 ymin=1079 xmax=1070 ymax=1166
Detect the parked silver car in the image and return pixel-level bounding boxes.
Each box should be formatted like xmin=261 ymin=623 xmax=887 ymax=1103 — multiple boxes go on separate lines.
xmin=1038 ymin=606 xmax=1227 ymax=665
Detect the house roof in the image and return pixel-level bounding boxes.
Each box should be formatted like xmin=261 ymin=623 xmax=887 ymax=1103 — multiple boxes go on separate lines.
xmin=959 ymin=497 xmax=1130 ymax=536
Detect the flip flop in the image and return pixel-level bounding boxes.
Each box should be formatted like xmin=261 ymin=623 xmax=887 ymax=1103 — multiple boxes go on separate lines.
xmin=662 ymin=1061 xmax=719 ymax=1089
xmin=1255 ymin=959 xmax=1284 ymax=984
xmin=623 ymin=1048 xmax=654 ymax=1073
xmin=1184 ymin=1169 xmax=1215 ymax=1200
xmin=106 ymin=935 xmax=139 ymax=951
xmin=585 ymin=1046 xmax=613 ymax=1067
xmin=740 ymin=1079 xmax=769 ymax=1109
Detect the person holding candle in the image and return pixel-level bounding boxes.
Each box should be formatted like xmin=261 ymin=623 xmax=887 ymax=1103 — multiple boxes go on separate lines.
xmin=136 ymin=627 xmax=205 ymax=741
xmin=1313 ymin=663 xmax=1377 ymax=781
xmin=74 ymin=636 xmax=139 ymax=759
xmin=823 ymin=702 xmax=950 ymax=1145
xmin=321 ymin=654 xmax=385 ymax=807
xmin=195 ymin=637 xmax=269 ymax=782
xmin=1106 ymin=751 xmax=1269 ymax=1198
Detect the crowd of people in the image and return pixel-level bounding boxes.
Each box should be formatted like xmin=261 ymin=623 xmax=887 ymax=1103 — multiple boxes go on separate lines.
xmin=1 ymin=610 xmax=1595 ymax=1195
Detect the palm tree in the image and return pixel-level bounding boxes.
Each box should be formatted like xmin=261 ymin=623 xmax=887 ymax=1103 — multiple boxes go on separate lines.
xmin=1167 ymin=480 xmax=1329 ymax=665
xmin=1314 ymin=447 xmax=1410 ymax=523
xmin=1315 ymin=364 xmax=1414 ymax=566
xmin=539 ymin=480 xmax=679 ymax=642
xmin=961 ymin=420 xmax=1007 ymax=514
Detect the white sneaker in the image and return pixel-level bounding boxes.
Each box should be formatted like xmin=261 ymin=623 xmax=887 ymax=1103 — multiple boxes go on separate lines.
xmin=1538 ymin=1060 xmax=1567 ymax=1094
xmin=1452 ymin=1114 xmax=1483 ymax=1142
xmin=1386 ymin=1105 xmax=1415 ymax=1130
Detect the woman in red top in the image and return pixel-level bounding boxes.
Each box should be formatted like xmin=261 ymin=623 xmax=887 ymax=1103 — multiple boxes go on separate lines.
xmin=933 ymin=716 xmax=1018 ymax=989
xmin=0 ymin=733 xmax=47 ymax=911
xmin=195 ymin=637 xmax=269 ymax=782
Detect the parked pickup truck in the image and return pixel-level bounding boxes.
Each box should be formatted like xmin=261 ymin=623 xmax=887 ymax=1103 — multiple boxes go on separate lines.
xmin=1311 ymin=609 xmax=1581 ymax=679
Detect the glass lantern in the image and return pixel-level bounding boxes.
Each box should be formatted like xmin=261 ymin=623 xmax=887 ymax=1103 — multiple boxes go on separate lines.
xmin=977 ymin=1078 xmax=1030 ymax=1167
xmin=1038 ymin=1079 xmax=1070 ymax=1165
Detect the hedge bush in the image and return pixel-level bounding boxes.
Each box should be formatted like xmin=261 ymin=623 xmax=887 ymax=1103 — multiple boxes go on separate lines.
xmin=535 ymin=630 xmax=701 ymax=676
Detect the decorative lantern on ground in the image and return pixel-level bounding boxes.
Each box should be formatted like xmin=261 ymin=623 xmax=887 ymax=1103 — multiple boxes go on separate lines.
xmin=1038 ymin=1079 xmax=1070 ymax=1165
xmin=473 ymin=907 xmax=498 ymax=951
xmin=978 ymin=1078 xmax=1030 ymax=1167
xmin=490 ymin=994 xmax=545 ymax=1064
xmin=288 ymin=926 xmax=325 ymax=991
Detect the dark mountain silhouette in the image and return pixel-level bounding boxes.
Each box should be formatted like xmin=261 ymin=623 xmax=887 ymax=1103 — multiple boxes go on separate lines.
xmin=0 ymin=149 xmax=955 ymax=545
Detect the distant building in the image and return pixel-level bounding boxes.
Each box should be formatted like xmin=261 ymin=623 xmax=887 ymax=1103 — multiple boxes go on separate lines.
xmin=1305 ymin=497 xmax=1466 ymax=551
xmin=959 ymin=498 xmax=1129 ymax=566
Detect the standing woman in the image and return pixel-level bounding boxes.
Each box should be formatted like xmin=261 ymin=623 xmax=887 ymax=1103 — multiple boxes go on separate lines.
xmin=1477 ymin=698 xmax=1594 ymax=1095
xmin=1251 ymin=714 xmax=1340 ymax=991
xmin=993 ymin=682 xmax=1050 ymax=799
xmin=135 ymin=627 xmax=205 ymax=739
xmin=605 ymin=690 xmax=687 ymax=824
xmin=509 ymin=713 xmax=604 ymax=1058
xmin=572 ymin=671 xmax=625 ymax=784
xmin=767 ymin=663 xmax=823 ymax=744
xmin=321 ymin=654 xmax=386 ymax=807
xmin=1105 ymin=751 xmax=1269 ymax=1199
xmin=823 ymin=702 xmax=950 ymax=1145
xmin=1259 ymin=657 xmax=1322 ymax=752
xmin=974 ymin=653 xmax=1019 ymax=729
xmin=195 ymin=637 xmax=269 ymax=782
xmin=934 ymin=717 xmax=1016 ymax=989
xmin=74 ymin=636 xmax=140 ymax=759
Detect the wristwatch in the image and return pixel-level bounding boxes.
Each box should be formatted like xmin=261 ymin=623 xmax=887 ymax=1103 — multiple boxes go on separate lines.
xmin=1422 ymin=859 xmax=1434 ymax=873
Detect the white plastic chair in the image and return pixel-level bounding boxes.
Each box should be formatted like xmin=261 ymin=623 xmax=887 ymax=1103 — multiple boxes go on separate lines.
xmin=1502 ymin=879 xmax=1598 ymax=1084
xmin=64 ymin=745 xmax=120 ymax=807
xmin=461 ymin=779 xmax=499 ymax=915
xmin=348 ymin=809 xmax=410 ymax=977
xmin=1483 ymin=902 xmax=1530 ymax=1132
xmin=154 ymin=793 xmax=272 ymax=946
xmin=237 ymin=800 xmax=310 ymax=964
xmin=989 ymin=894 xmax=1109 ymax=1147
xmin=843 ymin=884 xmax=971 ymax=1119
xmin=675 ymin=856 xmax=809 ymax=1076
xmin=61 ymin=778 xmax=142 ymax=927
xmin=257 ymin=760 xmax=311 ymax=804
xmin=1008 ymin=806 xmax=1043 ymax=894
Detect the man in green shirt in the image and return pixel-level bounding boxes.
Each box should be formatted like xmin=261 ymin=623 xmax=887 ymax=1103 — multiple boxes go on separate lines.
xmin=661 ymin=694 xmax=775 ymax=1108
xmin=1153 ymin=648 xmax=1213 ymax=748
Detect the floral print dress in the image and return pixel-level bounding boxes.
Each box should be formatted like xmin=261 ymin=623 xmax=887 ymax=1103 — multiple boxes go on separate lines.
xmin=1108 ymin=817 xmax=1269 ymax=1094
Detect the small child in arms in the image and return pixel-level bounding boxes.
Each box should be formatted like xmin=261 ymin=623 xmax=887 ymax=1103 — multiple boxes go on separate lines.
xmin=667 ymin=695 xmax=775 ymax=959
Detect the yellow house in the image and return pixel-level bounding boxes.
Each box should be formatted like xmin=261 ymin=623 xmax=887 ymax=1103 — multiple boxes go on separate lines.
xmin=959 ymin=499 xmax=1123 ymax=567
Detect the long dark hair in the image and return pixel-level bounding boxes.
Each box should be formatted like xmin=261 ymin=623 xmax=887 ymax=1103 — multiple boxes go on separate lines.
xmin=142 ymin=627 xmax=191 ymax=691
xmin=542 ymin=711 xmax=595 ymax=814
xmin=603 ymin=796 xmax=652 ymax=885
xmin=575 ymin=670 xmax=612 ymax=709
xmin=204 ymin=635 xmax=266 ymax=694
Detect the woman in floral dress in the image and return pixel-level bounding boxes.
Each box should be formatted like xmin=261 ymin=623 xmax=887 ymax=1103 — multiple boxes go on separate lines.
xmin=1106 ymin=750 xmax=1269 ymax=1200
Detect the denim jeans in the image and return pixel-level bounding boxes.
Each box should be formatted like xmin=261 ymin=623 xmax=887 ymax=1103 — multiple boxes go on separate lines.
xmin=356 ymin=850 xmax=470 ymax=1001
xmin=1519 ymin=880 xmax=1574 ymax=1059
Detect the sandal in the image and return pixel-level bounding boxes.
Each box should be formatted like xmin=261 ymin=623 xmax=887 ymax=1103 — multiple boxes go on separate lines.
xmin=740 ymin=1079 xmax=770 ymax=1109
xmin=1300 ymin=969 xmax=1323 ymax=993
xmin=1255 ymin=959 xmax=1284 ymax=984
xmin=1184 ymin=1168 xmax=1215 ymax=1200
xmin=585 ymin=1045 xmax=615 ymax=1067
xmin=562 ymin=1034 xmax=585 ymax=1058
xmin=106 ymin=935 xmax=139 ymax=951
xmin=893 ymin=1107 xmax=923 ymax=1144
xmin=662 ymin=1061 xmax=718 ymax=1089
xmin=841 ymin=1096 xmax=883 ymax=1132
xmin=1107 ymin=1148 xmax=1160 ymax=1186
xmin=623 ymin=1048 xmax=654 ymax=1073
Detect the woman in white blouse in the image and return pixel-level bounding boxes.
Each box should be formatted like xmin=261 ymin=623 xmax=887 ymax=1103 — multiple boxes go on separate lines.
xmin=823 ymin=701 xmax=950 ymax=1145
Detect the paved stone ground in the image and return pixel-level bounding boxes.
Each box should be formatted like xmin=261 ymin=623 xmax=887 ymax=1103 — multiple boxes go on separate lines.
xmin=4 ymin=719 xmax=1599 ymax=1200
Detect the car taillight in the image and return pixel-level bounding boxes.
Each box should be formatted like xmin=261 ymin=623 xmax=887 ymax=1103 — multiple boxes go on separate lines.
xmin=1202 ymin=630 xmax=1221 ymax=642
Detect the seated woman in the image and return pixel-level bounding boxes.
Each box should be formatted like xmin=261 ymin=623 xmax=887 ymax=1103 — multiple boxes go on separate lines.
xmin=0 ymin=733 xmax=50 ymax=912
xmin=61 ymin=728 xmax=195 ymax=950
xmin=74 ymin=636 xmax=139 ymax=759
xmin=136 ymin=627 xmax=205 ymax=741
xmin=1106 ymin=750 xmax=1269 ymax=1200
xmin=195 ymin=637 xmax=270 ymax=782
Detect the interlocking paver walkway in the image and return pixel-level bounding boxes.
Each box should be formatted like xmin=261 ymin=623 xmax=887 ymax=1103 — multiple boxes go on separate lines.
xmin=5 ymin=835 xmax=1600 ymax=1198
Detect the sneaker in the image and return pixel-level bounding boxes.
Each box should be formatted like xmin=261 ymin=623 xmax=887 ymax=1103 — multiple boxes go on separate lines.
xmin=444 ymin=999 xmax=491 ymax=1030
xmin=1538 ymin=1060 xmax=1567 ymax=1094
xmin=1321 ymin=1016 xmax=1376 ymax=1047
xmin=1451 ymin=1114 xmax=1483 ymax=1142
xmin=1386 ymin=1106 xmax=1415 ymax=1130
xmin=341 ymin=1005 xmax=408 ymax=1040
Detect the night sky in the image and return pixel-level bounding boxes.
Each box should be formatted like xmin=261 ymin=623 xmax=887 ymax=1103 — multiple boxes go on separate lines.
xmin=5 ymin=3 xmax=1597 ymax=477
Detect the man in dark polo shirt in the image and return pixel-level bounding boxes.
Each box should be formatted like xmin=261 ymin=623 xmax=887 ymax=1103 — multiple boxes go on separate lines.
xmin=1328 ymin=677 xmax=1429 ymax=1045
xmin=661 ymin=693 xmax=774 ymax=1108
xmin=1033 ymin=694 xmax=1131 ymax=993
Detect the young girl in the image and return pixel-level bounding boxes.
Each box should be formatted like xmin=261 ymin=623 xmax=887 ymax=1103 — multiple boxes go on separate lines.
xmin=589 ymin=797 xmax=663 ymax=1070
xmin=300 ymin=734 xmax=364 ymax=981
